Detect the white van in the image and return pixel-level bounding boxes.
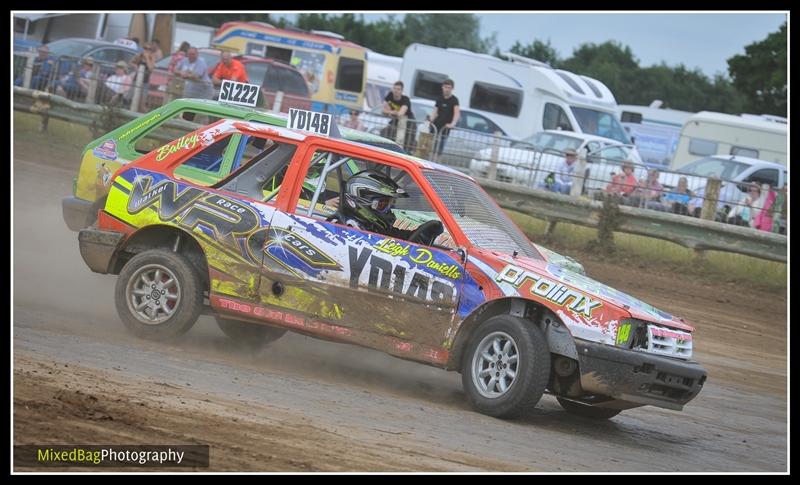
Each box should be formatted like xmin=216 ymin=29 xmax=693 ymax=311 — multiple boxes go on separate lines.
xmin=619 ymin=101 xmax=693 ymax=168
xmin=671 ymin=111 xmax=787 ymax=170
xmin=364 ymin=51 xmax=402 ymax=110
xmin=400 ymin=43 xmax=631 ymax=144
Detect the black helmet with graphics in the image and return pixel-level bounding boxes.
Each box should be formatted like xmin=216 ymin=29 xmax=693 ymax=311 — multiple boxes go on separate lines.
xmin=342 ymin=169 xmax=408 ymax=229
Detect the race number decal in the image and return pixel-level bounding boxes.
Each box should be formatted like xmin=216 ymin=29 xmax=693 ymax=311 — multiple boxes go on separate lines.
xmin=218 ymin=80 xmax=260 ymax=107
xmin=288 ymin=109 xmax=332 ymax=137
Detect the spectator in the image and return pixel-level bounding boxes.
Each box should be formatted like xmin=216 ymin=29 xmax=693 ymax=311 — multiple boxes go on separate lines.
xmin=150 ymin=39 xmax=164 ymax=62
xmin=602 ymin=161 xmax=638 ymax=200
xmin=174 ymin=47 xmax=213 ymax=100
xmin=770 ymin=184 xmax=787 ymax=234
xmin=382 ymin=80 xmax=416 ymax=152
xmin=104 ymin=61 xmax=134 ymax=105
xmin=542 ymin=148 xmax=578 ymax=194
xmin=429 ymin=78 xmax=460 ymax=157
xmin=52 ymin=58 xmax=93 ymax=100
xmin=129 ymin=42 xmax=157 ymax=84
xmin=752 ymin=184 xmax=777 ymax=232
xmin=647 ymin=176 xmax=693 ymax=214
xmin=687 ymin=180 xmax=743 ymax=219
xmin=631 ymin=168 xmax=664 ymax=208
xmin=727 ymin=182 xmax=764 ymax=227
xmin=211 ymin=51 xmax=249 ymax=88
xmin=15 ymin=45 xmax=55 ymax=90
xmin=168 ymin=41 xmax=191 ymax=74
xmin=342 ymin=110 xmax=365 ymax=131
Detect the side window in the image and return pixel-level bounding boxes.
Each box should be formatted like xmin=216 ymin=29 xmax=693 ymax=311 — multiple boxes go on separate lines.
xmin=689 ymin=138 xmax=718 ymax=157
xmin=279 ymin=67 xmax=310 ymax=96
xmin=335 ymin=57 xmax=364 ymax=93
xmin=298 ymin=150 xmax=454 ymax=248
xmin=90 ymin=48 xmax=119 ymax=63
xmin=412 ymin=70 xmax=447 ymax=100
xmin=263 ymin=66 xmax=280 ymax=91
xmin=731 ymin=146 xmax=759 ymax=158
xmin=215 ymin=136 xmax=298 ymax=203
xmin=469 ymin=82 xmax=522 ymax=117
xmin=133 ymin=110 xmax=208 ymax=155
xmin=172 ymin=135 xmax=234 ymax=186
xmin=462 ymin=112 xmax=493 ymax=134
xmin=746 ymin=169 xmax=779 ymax=188
xmin=543 ymin=103 xmax=573 ymax=131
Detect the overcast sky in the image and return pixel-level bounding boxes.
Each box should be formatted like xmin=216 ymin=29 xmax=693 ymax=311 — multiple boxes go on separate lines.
xmin=274 ymin=11 xmax=787 ymax=78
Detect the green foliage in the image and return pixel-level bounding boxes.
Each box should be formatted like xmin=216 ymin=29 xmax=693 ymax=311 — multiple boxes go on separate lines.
xmin=727 ymin=22 xmax=787 ymax=116
xmin=507 ymin=39 xmax=559 ymax=66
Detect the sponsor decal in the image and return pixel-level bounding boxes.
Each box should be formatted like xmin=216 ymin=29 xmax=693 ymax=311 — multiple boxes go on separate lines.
xmin=616 ymin=321 xmax=632 ymax=345
xmin=335 ymin=92 xmax=358 ymax=103
xmin=216 ymin=297 xmax=351 ymax=336
xmin=651 ymin=326 xmax=692 ymax=342
xmin=117 ymin=113 xmax=162 ymax=140
xmin=155 ymin=134 xmax=200 ymax=161
xmin=263 ymin=227 xmax=342 ymax=271
xmin=496 ymin=264 xmax=602 ymax=318
xmin=92 ymin=140 xmax=118 ymax=161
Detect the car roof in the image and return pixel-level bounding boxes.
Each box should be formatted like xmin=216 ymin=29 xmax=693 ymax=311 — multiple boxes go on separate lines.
xmin=48 ymin=37 xmax=138 ymax=52
xmin=541 ymin=129 xmax=626 ymax=146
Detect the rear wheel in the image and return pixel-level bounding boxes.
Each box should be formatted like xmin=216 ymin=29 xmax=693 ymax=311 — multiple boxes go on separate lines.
xmin=114 ymin=249 xmax=203 ymax=341
xmin=461 ymin=314 xmax=551 ymax=419
xmin=556 ymin=397 xmax=623 ymax=420
xmin=216 ymin=317 xmax=286 ymax=350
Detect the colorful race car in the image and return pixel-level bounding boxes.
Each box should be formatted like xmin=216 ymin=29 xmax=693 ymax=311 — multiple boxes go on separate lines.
xmin=61 ymin=98 xmax=587 ymax=274
xmin=76 ymin=116 xmax=705 ymax=419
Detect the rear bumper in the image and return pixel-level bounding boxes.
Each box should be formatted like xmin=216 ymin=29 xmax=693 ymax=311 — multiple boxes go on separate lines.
xmin=78 ymin=228 xmax=124 ymax=274
xmin=62 ymin=196 xmax=93 ymax=232
xmin=575 ymin=339 xmax=707 ymax=411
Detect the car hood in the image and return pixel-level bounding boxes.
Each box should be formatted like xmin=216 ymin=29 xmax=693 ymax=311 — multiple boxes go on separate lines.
xmin=471 ymin=248 xmax=694 ymax=332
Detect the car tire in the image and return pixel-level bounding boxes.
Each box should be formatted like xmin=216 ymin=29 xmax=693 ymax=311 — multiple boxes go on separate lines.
xmin=461 ymin=314 xmax=551 ymax=419
xmin=556 ymin=397 xmax=623 ymax=420
xmin=115 ymin=249 xmax=203 ymax=341
xmin=216 ymin=317 xmax=286 ymax=350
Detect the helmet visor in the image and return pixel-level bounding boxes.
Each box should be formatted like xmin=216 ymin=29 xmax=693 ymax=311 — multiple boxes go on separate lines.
xmin=371 ymin=196 xmax=394 ymax=214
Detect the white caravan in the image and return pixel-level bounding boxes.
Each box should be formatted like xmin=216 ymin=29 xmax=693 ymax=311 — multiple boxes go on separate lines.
xmin=364 ymin=51 xmax=402 ymax=110
xmin=619 ymin=101 xmax=693 ymax=168
xmin=399 ymin=43 xmax=631 ymax=144
xmin=671 ymin=111 xmax=788 ymax=170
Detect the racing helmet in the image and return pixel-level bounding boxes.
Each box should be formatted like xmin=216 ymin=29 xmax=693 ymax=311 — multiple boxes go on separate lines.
xmin=343 ymin=170 xmax=408 ymax=228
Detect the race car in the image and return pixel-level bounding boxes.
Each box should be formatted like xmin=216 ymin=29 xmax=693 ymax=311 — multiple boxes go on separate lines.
xmin=76 ymin=114 xmax=705 ymax=420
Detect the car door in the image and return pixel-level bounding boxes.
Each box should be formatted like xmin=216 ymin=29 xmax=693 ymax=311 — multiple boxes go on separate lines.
xmin=265 ymin=145 xmax=465 ymax=351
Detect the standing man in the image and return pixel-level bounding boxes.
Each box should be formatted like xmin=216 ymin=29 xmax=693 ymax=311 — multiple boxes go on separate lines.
xmin=429 ymin=78 xmax=460 ymax=157
xmin=211 ymin=51 xmax=249 ymax=88
xmin=175 ymin=47 xmax=213 ymax=100
xmin=382 ymin=81 xmax=416 ymax=152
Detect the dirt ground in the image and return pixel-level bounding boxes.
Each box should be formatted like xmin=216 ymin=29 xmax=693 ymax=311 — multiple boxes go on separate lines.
xmin=12 ymin=134 xmax=788 ymax=472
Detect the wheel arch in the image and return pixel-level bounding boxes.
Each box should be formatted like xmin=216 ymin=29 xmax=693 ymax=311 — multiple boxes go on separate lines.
xmin=110 ymin=225 xmax=210 ymax=291
xmin=446 ymin=297 xmax=578 ymax=371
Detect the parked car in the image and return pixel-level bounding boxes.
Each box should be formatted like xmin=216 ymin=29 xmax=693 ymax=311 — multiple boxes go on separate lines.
xmin=470 ymin=130 xmax=645 ymax=194
xmin=76 ymin=116 xmax=706 ymax=420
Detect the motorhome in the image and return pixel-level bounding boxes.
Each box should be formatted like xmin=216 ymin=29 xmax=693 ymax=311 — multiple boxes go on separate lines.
xmin=364 ymin=51 xmax=402 ymax=110
xmin=671 ymin=111 xmax=787 ymax=170
xmin=399 ymin=43 xmax=631 ymax=144
xmin=619 ymin=101 xmax=693 ymax=168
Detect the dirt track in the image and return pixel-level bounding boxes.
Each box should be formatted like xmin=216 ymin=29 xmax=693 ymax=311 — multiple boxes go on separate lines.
xmin=12 ymin=150 xmax=787 ymax=472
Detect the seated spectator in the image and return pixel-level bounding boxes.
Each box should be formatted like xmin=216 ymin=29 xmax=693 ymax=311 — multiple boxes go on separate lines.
xmin=631 ymin=168 xmax=664 ymax=208
xmin=541 ymin=148 xmax=577 ymax=194
xmin=599 ymin=161 xmax=637 ymax=201
xmin=727 ymin=182 xmax=764 ymax=227
xmin=687 ymin=180 xmax=744 ymax=219
xmin=52 ymin=58 xmax=94 ymax=100
xmin=647 ymin=176 xmax=693 ymax=214
xmin=342 ymin=110 xmax=365 ymax=131
xmin=15 ymin=45 xmax=55 ymax=91
xmin=104 ymin=61 xmax=134 ymax=105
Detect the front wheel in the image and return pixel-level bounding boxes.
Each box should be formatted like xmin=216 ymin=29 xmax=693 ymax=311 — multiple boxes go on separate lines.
xmin=114 ymin=249 xmax=204 ymax=341
xmin=461 ymin=314 xmax=551 ymax=419
xmin=216 ymin=317 xmax=286 ymax=350
xmin=556 ymin=397 xmax=623 ymax=420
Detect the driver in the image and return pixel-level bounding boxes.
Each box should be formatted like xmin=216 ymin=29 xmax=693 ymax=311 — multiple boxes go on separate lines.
xmin=333 ymin=169 xmax=416 ymax=240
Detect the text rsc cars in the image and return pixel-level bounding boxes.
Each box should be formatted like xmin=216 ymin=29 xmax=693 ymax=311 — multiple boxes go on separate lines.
xmin=76 ymin=118 xmax=706 ymax=420
xmin=61 ymin=98 xmax=403 ymax=233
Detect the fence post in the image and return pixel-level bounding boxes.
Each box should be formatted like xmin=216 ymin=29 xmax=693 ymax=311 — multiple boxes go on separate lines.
xmin=700 ymin=177 xmax=722 ymax=221
xmin=570 ymin=153 xmax=587 ymax=196
xmin=273 ymin=91 xmax=284 ymax=113
xmin=22 ymin=52 xmax=35 ymax=89
xmin=129 ymin=64 xmax=146 ymax=113
xmin=487 ymin=132 xmax=501 ymax=181
xmin=86 ymin=63 xmax=101 ymax=105
xmin=396 ymin=115 xmax=407 ymax=147
xmin=414 ymin=124 xmax=433 ymax=160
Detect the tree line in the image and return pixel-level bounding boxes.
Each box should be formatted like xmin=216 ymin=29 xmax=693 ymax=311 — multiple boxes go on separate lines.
xmin=178 ymin=13 xmax=786 ymax=117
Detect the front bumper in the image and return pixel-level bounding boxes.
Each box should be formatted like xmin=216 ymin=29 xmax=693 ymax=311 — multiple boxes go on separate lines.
xmin=78 ymin=228 xmax=124 ymax=274
xmin=576 ymin=339 xmax=706 ymax=411
xmin=63 ymin=196 xmax=93 ymax=232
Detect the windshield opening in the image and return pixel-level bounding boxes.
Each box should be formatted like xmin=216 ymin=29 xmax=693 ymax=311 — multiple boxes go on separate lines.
xmin=571 ymin=106 xmax=631 ymax=144
xmin=680 ymin=157 xmax=750 ymax=179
